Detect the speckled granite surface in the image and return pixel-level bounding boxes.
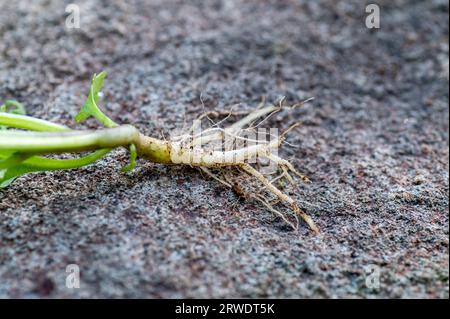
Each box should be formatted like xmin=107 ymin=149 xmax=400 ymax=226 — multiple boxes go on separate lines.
xmin=0 ymin=0 xmax=448 ymax=298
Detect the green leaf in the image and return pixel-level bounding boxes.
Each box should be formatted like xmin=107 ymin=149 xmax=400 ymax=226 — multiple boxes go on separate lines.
xmin=0 ymin=100 xmax=26 ymax=115
xmin=0 ymin=150 xmax=13 ymax=159
xmin=0 ymin=177 xmax=15 ymax=188
xmin=0 ymin=100 xmax=27 ymax=130
xmin=0 ymin=152 xmax=33 ymax=187
xmin=0 ymin=149 xmax=111 ymax=189
xmin=75 ymin=71 xmax=118 ymax=128
xmin=75 ymin=72 xmax=138 ymax=173
xmin=0 ymin=112 xmax=70 ymax=132
xmin=0 ymin=152 xmax=32 ymax=170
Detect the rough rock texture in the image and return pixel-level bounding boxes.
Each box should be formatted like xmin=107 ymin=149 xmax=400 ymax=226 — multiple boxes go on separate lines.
xmin=0 ymin=0 xmax=448 ymax=298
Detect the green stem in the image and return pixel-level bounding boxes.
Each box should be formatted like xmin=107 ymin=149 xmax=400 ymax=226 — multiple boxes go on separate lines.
xmin=0 ymin=149 xmax=113 ymax=188
xmin=0 ymin=113 xmax=70 ymax=132
xmin=0 ymin=152 xmax=32 ymax=170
